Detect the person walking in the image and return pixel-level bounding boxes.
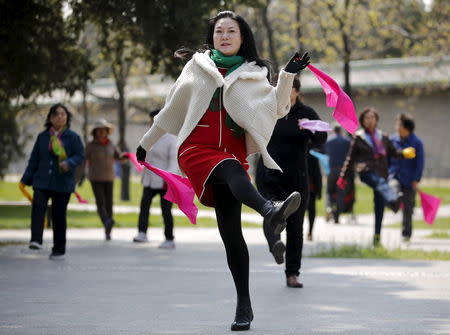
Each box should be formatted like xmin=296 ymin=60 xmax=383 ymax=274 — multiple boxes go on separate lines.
xmin=324 ymin=124 xmax=355 ymax=224
xmin=20 ymin=103 xmax=84 ymax=259
xmin=338 ymin=107 xmax=416 ymax=246
xmin=85 ymin=119 xmax=124 ymax=240
xmin=389 ymin=113 xmax=425 ymax=242
xmin=136 ymin=11 xmax=307 ymax=331
xmin=133 ymin=110 xmax=178 ymax=249
xmin=255 ymin=76 xmax=327 ymax=288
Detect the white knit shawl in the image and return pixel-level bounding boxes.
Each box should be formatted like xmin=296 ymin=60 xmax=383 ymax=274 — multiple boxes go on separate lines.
xmin=139 ymin=50 xmax=296 ymax=171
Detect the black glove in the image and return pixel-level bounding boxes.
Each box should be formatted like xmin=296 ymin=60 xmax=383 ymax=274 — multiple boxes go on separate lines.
xmin=284 ymin=52 xmax=310 ymax=73
xmin=136 ymin=145 xmax=147 ymax=161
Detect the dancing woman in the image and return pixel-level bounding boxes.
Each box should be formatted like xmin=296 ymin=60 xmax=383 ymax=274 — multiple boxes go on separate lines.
xmin=137 ymin=11 xmax=309 ymax=331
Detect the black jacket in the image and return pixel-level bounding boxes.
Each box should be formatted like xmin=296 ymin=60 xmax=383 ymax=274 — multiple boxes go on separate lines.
xmin=256 ymin=101 xmax=327 ymax=197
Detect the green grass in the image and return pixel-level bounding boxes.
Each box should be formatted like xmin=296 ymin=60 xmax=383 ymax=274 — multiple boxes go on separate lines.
xmin=0 ymin=240 xmax=26 ymax=247
xmin=1 ymin=180 xmax=449 ymax=229
xmin=0 ymin=205 xmax=261 ymax=229
xmin=309 ymin=244 xmax=450 ymax=260
xmin=425 ymin=231 xmax=450 ymax=239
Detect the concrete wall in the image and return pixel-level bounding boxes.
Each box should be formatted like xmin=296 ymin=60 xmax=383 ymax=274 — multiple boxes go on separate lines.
xmin=303 ymin=90 xmax=450 ymax=178
xmin=8 ymin=89 xmax=450 ymax=178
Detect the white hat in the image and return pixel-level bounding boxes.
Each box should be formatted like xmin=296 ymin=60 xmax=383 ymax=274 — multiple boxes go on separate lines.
xmin=91 ymin=119 xmax=113 ymax=136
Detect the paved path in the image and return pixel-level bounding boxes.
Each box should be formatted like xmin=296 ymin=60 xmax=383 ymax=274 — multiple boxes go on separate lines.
xmin=1 ymin=224 xmax=450 ymax=334
xmin=1 ymin=200 xmax=450 ymax=334
xmin=1 ymin=233 xmax=450 ymax=335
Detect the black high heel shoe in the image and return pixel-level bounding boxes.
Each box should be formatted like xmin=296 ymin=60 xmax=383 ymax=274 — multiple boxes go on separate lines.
xmin=263 ymin=192 xmax=301 ymax=234
xmin=231 ymin=297 xmax=254 ymax=331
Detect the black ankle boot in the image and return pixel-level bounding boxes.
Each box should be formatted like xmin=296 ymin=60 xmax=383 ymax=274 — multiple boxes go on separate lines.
xmin=263 ymin=192 xmax=301 ymax=234
xmin=231 ymin=297 xmax=254 ymax=331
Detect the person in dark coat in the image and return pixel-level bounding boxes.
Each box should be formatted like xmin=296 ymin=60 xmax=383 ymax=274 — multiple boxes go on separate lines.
xmin=20 ymin=103 xmax=84 ymax=259
xmin=324 ymin=124 xmax=355 ymax=224
xmin=256 ymin=76 xmax=327 ymax=288
xmin=389 ymin=113 xmax=425 ymax=242
xmin=306 ymin=152 xmax=322 ymax=241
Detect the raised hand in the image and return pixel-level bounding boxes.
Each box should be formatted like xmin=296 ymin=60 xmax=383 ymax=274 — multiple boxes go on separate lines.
xmin=284 ymin=52 xmax=311 ymax=74
xmin=136 ymin=145 xmax=147 ymax=161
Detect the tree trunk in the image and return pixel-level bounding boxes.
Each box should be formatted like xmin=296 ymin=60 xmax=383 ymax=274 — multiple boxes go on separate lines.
xmin=342 ymin=0 xmax=352 ymax=98
xmin=116 ymin=79 xmax=130 ymax=201
xmin=295 ymin=0 xmax=303 ymax=52
xmin=343 ymin=55 xmax=351 ymax=98
xmin=261 ymin=0 xmax=279 ymax=70
xmin=81 ymin=87 xmax=88 ymax=145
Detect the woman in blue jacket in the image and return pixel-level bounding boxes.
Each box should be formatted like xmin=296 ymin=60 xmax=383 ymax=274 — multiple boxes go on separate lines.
xmin=21 ymin=104 xmax=84 ymax=260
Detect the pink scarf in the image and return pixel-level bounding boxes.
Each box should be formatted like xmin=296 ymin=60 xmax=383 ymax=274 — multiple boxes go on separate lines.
xmin=366 ymin=129 xmax=386 ymax=158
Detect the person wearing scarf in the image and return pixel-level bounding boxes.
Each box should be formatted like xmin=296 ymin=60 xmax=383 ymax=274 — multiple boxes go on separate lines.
xmin=20 ymin=103 xmax=84 ymax=259
xmin=85 ymin=119 xmax=124 ymax=240
xmin=338 ymin=107 xmax=416 ymax=246
xmin=136 ymin=11 xmax=311 ymax=332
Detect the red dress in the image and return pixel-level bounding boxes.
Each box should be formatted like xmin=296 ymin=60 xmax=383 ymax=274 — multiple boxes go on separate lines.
xmin=178 ymin=68 xmax=249 ymax=207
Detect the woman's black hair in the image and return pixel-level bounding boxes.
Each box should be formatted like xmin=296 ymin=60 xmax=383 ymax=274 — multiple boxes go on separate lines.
xmin=292 ymin=76 xmax=301 ymax=91
xmin=45 ymin=103 xmax=72 ymax=129
xmin=359 ymin=107 xmax=379 ymax=129
xmin=149 ymin=109 xmax=160 ymax=118
xmin=397 ymin=113 xmax=415 ymax=132
xmin=175 ymin=11 xmax=272 ymax=76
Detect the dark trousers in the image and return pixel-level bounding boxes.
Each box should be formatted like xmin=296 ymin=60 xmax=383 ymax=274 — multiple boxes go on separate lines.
xmin=30 ymin=188 xmax=71 ymax=254
xmin=138 ymin=187 xmax=174 ymax=240
xmin=90 ymin=181 xmax=114 ymax=226
xmin=308 ymin=192 xmax=316 ymax=235
xmin=327 ymin=168 xmax=345 ymax=223
xmin=401 ymin=186 xmax=416 ymax=238
xmin=359 ymin=171 xmax=398 ymax=235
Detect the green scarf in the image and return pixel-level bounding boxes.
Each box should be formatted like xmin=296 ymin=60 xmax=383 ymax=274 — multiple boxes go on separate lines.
xmin=210 ymin=49 xmax=244 ymax=75
xmin=49 ymin=127 xmax=67 ymax=172
xmin=209 ymin=49 xmax=245 ymax=138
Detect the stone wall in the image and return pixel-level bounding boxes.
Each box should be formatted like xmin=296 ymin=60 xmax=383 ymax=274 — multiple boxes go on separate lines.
xmin=8 ymin=89 xmax=450 ymax=178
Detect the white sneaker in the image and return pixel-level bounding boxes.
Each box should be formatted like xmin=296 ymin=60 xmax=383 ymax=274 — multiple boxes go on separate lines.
xmin=49 ymin=252 xmax=65 ymax=260
xmin=133 ymin=232 xmax=148 ymax=243
xmin=29 ymin=241 xmax=43 ymax=250
xmin=158 ymin=240 xmax=175 ymax=249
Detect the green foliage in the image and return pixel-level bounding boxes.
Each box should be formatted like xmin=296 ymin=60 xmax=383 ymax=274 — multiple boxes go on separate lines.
xmin=425 ymin=231 xmax=450 ymax=239
xmin=0 ymin=0 xmax=91 ymax=100
xmin=134 ymin=0 xmax=222 ymax=77
xmin=310 ymin=244 xmax=450 ymax=260
xmin=0 ymin=104 xmax=23 ymax=178
xmin=0 ymin=0 xmax=92 ymax=178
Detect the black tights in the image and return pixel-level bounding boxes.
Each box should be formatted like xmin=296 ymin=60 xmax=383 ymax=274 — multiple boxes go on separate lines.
xmin=209 ymin=160 xmax=269 ymax=298
xmin=308 ymin=192 xmax=316 ymax=235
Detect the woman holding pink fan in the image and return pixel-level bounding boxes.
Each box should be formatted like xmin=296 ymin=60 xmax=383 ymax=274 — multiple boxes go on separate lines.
xmin=136 ymin=10 xmax=307 ymax=331
xmin=338 ymin=107 xmax=416 ymax=247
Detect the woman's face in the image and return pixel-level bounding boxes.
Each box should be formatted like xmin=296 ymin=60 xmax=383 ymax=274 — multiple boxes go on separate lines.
xmin=363 ymin=111 xmax=378 ymax=130
xmin=213 ymin=17 xmax=242 ymax=56
xmin=96 ymin=128 xmax=109 ymax=139
xmin=396 ymin=120 xmax=409 ymax=138
xmin=50 ymin=107 xmax=68 ymax=129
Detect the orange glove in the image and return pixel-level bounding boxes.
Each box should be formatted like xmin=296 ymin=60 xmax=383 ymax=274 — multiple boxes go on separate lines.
xmin=402 ymin=147 xmax=416 ymax=159
xmin=19 ymin=182 xmax=33 ymax=202
xmin=337 ymin=177 xmax=347 ymax=190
